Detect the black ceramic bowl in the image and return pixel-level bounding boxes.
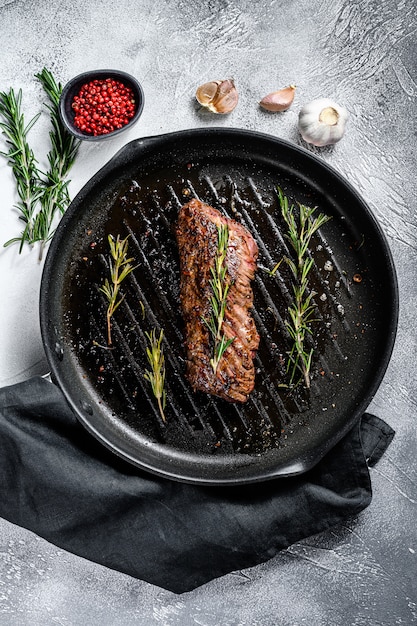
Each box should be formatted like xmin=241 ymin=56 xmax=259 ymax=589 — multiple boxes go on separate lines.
xmin=59 ymin=69 xmax=145 ymax=141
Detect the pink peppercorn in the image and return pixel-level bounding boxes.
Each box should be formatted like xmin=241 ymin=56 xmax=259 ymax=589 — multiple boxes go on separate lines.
xmin=72 ymin=78 xmax=136 ymax=136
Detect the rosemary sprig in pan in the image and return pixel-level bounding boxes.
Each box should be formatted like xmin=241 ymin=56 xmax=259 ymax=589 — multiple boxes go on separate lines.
xmin=99 ymin=234 xmax=137 ymax=346
xmin=144 ymin=328 xmax=167 ymax=423
xmin=0 ymin=88 xmax=42 ymax=251
xmin=278 ymin=188 xmax=331 ymax=388
xmin=0 ymin=68 xmax=80 ymax=259
xmin=202 ymin=222 xmax=235 ymax=374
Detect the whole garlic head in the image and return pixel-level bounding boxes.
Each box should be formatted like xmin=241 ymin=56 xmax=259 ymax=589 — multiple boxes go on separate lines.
xmin=298 ymin=98 xmax=349 ymax=147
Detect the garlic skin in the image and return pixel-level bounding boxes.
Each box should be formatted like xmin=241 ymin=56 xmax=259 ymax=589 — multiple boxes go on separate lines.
xmin=259 ymin=85 xmax=296 ymax=112
xmin=298 ymin=98 xmax=349 ymax=147
xmin=195 ymin=79 xmax=238 ymax=114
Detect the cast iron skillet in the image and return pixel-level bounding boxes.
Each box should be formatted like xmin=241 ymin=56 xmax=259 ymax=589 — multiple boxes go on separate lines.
xmin=40 ymin=128 xmax=398 ymax=485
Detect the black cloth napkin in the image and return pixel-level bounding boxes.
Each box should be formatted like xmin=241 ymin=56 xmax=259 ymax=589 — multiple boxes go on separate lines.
xmin=0 ymin=376 xmax=394 ymax=594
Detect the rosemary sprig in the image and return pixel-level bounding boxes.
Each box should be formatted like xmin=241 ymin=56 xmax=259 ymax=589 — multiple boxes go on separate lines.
xmin=202 ymin=222 xmax=235 ymax=374
xmin=0 ymin=68 xmax=80 ymax=259
xmin=0 ymin=88 xmax=42 ymax=251
xmin=278 ymin=188 xmax=331 ymax=388
xmin=99 ymin=234 xmax=137 ymax=346
xmin=34 ymin=68 xmax=81 ymax=260
xmin=260 ymin=258 xmax=283 ymax=276
xmin=144 ymin=328 xmax=167 ymax=422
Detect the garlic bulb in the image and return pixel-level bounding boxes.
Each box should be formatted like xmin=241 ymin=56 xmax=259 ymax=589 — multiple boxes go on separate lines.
xmin=195 ymin=79 xmax=238 ymax=114
xmin=298 ymin=98 xmax=348 ymax=147
xmin=259 ymin=85 xmax=296 ymax=112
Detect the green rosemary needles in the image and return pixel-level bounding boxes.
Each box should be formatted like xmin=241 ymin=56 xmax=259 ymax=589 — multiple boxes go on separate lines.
xmin=202 ymin=222 xmax=235 ymax=374
xmin=144 ymin=328 xmax=167 ymax=423
xmin=278 ymin=188 xmax=331 ymax=388
xmin=99 ymin=234 xmax=167 ymax=421
xmin=0 ymin=68 xmax=80 ymax=260
xmin=99 ymin=234 xmax=137 ymax=346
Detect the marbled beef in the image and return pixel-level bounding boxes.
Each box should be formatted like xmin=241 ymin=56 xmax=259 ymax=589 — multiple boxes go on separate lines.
xmin=176 ymin=198 xmax=259 ymax=403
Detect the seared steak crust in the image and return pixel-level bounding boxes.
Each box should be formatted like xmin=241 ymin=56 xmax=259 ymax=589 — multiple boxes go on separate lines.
xmin=176 ymin=198 xmax=259 ymax=403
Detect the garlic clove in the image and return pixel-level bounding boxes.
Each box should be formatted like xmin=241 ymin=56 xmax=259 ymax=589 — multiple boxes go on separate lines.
xmin=214 ymin=79 xmax=239 ymax=114
xmin=298 ymin=98 xmax=349 ymax=147
xmin=195 ymin=79 xmax=238 ymax=114
xmin=259 ymin=85 xmax=296 ymax=112
xmin=196 ymin=81 xmax=220 ymax=108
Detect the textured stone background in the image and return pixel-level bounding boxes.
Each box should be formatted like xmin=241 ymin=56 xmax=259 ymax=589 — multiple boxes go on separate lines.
xmin=0 ymin=0 xmax=416 ymax=623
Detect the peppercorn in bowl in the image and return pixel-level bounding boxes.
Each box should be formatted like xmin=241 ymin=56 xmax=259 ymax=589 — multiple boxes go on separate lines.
xmin=59 ymin=69 xmax=144 ymax=141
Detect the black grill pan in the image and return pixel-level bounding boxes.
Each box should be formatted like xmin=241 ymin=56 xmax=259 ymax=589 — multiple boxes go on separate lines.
xmin=40 ymin=128 xmax=398 ymax=485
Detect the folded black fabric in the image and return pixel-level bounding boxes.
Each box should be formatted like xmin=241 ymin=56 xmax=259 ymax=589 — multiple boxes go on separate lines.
xmin=0 ymin=376 xmax=394 ymax=593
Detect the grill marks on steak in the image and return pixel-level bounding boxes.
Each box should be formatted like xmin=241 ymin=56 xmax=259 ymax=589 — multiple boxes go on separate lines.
xmin=176 ymin=198 xmax=259 ymax=403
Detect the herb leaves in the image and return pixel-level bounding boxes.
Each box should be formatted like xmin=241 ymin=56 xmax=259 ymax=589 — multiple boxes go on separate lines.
xmin=144 ymin=329 xmax=167 ymax=423
xmin=0 ymin=88 xmax=42 ymax=251
xmin=99 ymin=234 xmax=167 ymax=421
xmin=0 ymin=68 xmax=80 ymax=260
xmin=202 ymin=222 xmax=235 ymax=374
xmin=278 ymin=188 xmax=331 ymax=388
xmin=99 ymin=234 xmax=137 ymax=346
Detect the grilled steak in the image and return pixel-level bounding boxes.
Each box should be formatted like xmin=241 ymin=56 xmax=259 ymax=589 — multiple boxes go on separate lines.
xmin=176 ymin=198 xmax=259 ymax=402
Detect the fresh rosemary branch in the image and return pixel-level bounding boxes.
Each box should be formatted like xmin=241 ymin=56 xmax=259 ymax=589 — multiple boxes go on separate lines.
xmin=144 ymin=328 xmax=167 ymax=423
xmin=99 ymin=234 xmax=137 ymax=346
xmin=0 ymin=88 xmax=42 ymax=252
xmin=202 ymin=222 xmax=235 ymax=374
xmin=34 ymin=68 xmax=81 ymax=260
xmin=278 ymin=188 xmax=331 ymax=388
xmin=0 ymin=68 xmax=80 ymax=259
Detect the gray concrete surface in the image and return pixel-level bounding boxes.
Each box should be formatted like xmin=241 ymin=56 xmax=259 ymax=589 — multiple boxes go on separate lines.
xmin=0 ymin=0 xmax=416 ymax=623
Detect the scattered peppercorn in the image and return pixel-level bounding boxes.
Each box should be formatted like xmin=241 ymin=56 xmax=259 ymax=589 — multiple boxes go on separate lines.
xmin=72 ymin=78 xmax=136 ymax=136
xmin=353 ymin=273 xmax=363 ymax=283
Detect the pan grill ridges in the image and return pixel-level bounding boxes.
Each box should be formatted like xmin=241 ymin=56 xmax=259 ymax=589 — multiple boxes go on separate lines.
xmin=72 ymin=174 xmax=351 ymax=455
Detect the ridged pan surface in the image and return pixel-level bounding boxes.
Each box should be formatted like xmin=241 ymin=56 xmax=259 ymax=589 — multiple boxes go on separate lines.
xmin=40 ymin=129 xmax=398 ymax=485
